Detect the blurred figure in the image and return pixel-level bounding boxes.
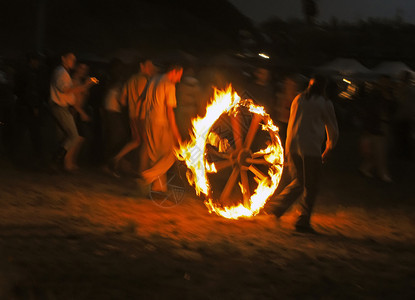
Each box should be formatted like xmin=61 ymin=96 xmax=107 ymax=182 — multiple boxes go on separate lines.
xmin=101 ymin=58 xmax=128 ymax=170
xmin=246 ymin=66 xmax=276 ymax=117
xmin=13 ymin=52 xmax=48 ymax=168
xmin=392 ymin=71 xmax=415 ymax=160
xmin=71 ymin=62 xmax=95 ymax=165
xmin=175 ymin=66 xmax=201 ymax=141
xmin=268 ymin=74 xmax=339 ymax=233
xmin=359 ymin=75 xmax=396 ymax=182
xmin=49 ymin=52 xmax=97 ymax=171
xmin=274 ymin=74 xmax=300 ymax=149
xmin=0 ymin=59 xmax=16 ymax=159
xmin=109 ymin=58 xmax=157 ymax=175
xmin=138 ymin=64 xmax=183 ymax=194
xmin=72 ymin=62 xmax=92 ymax=119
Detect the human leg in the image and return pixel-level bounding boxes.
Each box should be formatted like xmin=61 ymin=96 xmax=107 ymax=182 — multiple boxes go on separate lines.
xmin=141 ymin=123 xmax=176 ymax=192
xmin=113 ymin=140 xmax=140 ymax=165
xmin=295 ymin=155 xmax=322 ymax=228
xmin=373 ymin=134 xmax=391 ymax=181
xmin=64 ymin=136 xmax=84 ymax=171
xmin=359 ymin=133 xmax=374 ymax=177
xmin=269 ymin=153 xmax=304 ymax=217
xmin=50 ymin=104 xmax=81 ymax=170
xmin=112 ymin=117 xmax=141 ymax=164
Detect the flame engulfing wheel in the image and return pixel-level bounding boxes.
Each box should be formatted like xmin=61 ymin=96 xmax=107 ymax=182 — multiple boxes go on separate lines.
xmin=176 ymin=87 xmax=284 ymax=219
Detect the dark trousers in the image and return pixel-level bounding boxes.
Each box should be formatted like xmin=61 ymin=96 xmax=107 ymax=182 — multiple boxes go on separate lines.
xmin=394 ymin=120 xmax=413 ymax=160
xmin=270 ymin=153 xmax=322 ymax=226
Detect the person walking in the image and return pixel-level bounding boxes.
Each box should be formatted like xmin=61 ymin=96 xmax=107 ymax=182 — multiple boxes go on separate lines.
xmin=268 ymin=74 xmax=339 ymax=233
xmin=109 ymin=58 xmax=156 ymax=174
xmin=138 ymin=64 xmax=183 ymax=195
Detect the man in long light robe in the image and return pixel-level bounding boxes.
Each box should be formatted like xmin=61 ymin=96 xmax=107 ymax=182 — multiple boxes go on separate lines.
xmin=139 ymin=64 xmax=183 ymax=193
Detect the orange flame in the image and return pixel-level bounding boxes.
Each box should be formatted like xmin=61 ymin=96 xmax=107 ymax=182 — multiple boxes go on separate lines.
xmin=175 ymin=85 xmax=284 ymax=219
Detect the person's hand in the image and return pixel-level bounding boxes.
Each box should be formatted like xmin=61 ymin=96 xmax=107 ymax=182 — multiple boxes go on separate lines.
xmin=173 ymin=133 xmax=183 ymax=148
xmin=86 ymin=77 xmax=99 ymax=87
xmin=80 ymin=112 xmax=91 ymax=122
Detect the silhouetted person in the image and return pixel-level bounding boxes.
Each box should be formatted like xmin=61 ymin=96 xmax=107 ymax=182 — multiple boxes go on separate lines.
xmin=359 ymin=75 xmax=395 ymax=182
xmin=274 ymin=74 xmax=300 ymax=149
xmin=13 ymin=52 xmax=48 ymax=168
xmin=0 ymin=59 xmax=16 ymax=159
xmin=246 ymin=66 xmax=276 ymax=118
xmin=101 ymin=58 xmax=128 ymax=170
xmin=175 ymin=66 xmax=202 ymax=142
xmin=71 ymin=62 xmax=95 ymax=165
xmin=392 ymin=71 xmax=415 ymax=160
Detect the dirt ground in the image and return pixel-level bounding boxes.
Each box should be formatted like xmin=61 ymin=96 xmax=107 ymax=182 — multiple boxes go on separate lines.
xmin=0 ymin=129 xmax=414 ymax=300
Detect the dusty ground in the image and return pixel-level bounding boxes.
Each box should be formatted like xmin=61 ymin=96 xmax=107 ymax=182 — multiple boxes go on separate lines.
xmin=0 ymin=129 xmax=414 ymax=299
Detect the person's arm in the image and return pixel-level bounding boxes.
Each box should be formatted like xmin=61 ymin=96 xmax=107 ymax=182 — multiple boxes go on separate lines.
xmin=119 ymin=84 xmax=128 ymax=107
xmin=60 ymin=77 xmax=96 ymax=95
xmin=58 ymin=76 xmax=95 ymax=121
xmin=322 ymin=100 xmax=339 ymax=163
xmin=72 ymin=96 xmax=91 ymax=122
xmin=284 ymin=94 xmax=300 ymax=158
xmin=167 ymin=105 xmax=182 ymax=145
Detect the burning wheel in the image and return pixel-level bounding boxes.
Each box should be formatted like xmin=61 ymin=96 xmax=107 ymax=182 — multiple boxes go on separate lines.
xmin=176 ymin=87 xmax=284 ymax=219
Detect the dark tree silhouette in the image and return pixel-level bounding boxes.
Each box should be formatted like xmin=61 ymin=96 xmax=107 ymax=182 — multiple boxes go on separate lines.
xmin=302 ymin=0 xmax=318 ymax=26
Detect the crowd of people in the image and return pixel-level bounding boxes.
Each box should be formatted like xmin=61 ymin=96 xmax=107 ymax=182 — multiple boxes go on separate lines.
xmin=1 ymin=49 xmax=414 ymax=232
xmin=357 ymin=72 xmax=415 ymax=182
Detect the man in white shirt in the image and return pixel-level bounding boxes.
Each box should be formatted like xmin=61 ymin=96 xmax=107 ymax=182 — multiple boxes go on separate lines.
xmin=269 ymin=74 xmax=339 ymax=233
xmin=49 ymin=52 xmax=96 ymax=171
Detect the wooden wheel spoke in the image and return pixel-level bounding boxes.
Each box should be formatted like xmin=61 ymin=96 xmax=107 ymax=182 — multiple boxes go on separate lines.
xmin=240 ymin=169 xmax=250 ymax=206
xmin=206 ymin=144 xmax=231 ymax=160
xmin=244 ymin=114 xmax=262 ymax=149
xmin=220 ymin=167 xmax=240 ymax=202
xmin=231 ymin=113 xmax=243 ymax=150
xmin=245 ymin=158 xmax=271 ymax=165
xmin=251 ymin=152 xmax=267 ymax=159
xmin=212 ymin=159 xmax=234 ymax=171
xmin=248 ymin=165 xmax=267 ymax=181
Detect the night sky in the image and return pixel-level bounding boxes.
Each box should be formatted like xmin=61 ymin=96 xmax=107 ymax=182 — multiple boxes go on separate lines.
xmin=229 ymin=0 xmax=415 ymax=24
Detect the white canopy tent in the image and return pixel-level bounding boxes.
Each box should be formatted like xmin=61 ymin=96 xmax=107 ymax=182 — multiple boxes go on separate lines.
xmin=371 ymin=61 xmax=415 ymax=79
xmin=316 ymin=58 xmax=373 ymax=77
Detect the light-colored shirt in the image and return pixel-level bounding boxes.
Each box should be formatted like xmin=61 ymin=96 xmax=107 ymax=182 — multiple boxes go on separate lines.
xmin=50 ymin=66 xmax=75 ymax=107
xmin=121 ymin=73 xmax=148 ymax=119
xmin=104 ymin=85 xmax=122 ymax=113
xmin=141 ymin=74 xmax=177 ymax=125
xmin=286 ymin=93 xmax=339 ymax=157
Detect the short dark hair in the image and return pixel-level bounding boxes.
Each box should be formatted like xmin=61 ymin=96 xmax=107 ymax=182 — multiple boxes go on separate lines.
xmin=139 ymin=57 xmax=153 ymax=64
xmin=306 ymin=74 xmax=327 ymax=98
xmin=61 ymin=51 xmax=75 ymax=58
